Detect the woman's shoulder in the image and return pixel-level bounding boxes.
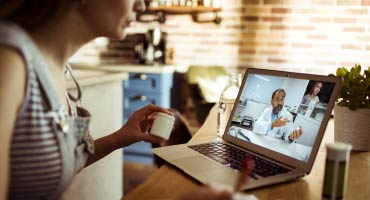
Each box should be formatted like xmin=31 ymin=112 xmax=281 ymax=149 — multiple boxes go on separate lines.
xmin=0 ymin=47 xmax=26 ymax=71
xmin=0 ymin=46 xmax=26 ymax=114
xmin=0 ymin=21 xmax=35 ymax=60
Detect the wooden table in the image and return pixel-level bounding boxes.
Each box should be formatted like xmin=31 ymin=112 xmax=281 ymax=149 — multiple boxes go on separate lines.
xmin=125 ymin=106 xmax=370 ymax=200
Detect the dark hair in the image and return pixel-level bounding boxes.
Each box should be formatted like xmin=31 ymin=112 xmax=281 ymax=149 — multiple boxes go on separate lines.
xmin=309 ymin=81 xmax=323 ymax=95
xmin=271 ymin=89 xmax=286 ymax=100
xmin=0 ymin=0 xmax=71 ymax=30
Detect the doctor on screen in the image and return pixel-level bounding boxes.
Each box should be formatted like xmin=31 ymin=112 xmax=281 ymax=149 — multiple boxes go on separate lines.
xmin=253 ymin=89 xmax=303 ymax=143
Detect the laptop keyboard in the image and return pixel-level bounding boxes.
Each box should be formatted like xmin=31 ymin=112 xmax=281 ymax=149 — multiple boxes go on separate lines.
xmin=188 ymin=142 xmax=291 ymax=179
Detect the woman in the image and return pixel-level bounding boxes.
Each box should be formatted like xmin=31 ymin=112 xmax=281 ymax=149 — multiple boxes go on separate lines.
xmin=303 ymin=81 xmax=323 ymax=103
xmin=0 ymin=0 xmax=232 ymax=199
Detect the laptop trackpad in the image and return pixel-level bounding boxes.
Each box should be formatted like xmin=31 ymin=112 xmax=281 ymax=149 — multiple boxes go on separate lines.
xmin=172 ymin=156 xmax=220 ymax=172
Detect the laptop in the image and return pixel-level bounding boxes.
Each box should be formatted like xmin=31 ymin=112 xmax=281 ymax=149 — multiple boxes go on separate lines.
xmin=152 ymin=68 xmax=342 ymax=190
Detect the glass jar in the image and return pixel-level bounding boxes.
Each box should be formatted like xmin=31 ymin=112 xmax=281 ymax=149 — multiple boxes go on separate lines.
xmin=217 ymin=73 xmax=242 ymax=138
xmin=203 ymin=0 xmax=211 ymax=6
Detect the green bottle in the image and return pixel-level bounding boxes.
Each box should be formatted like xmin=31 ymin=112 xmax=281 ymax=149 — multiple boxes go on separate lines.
xmin=322 ymin=143 xmax=352 ymax=200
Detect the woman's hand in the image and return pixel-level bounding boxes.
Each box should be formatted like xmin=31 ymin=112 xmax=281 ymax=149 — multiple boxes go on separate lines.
xmin=85 ymin=104 xmax=172 ymax=166
xmin=111 ymin=104 xmax=172 ymax=149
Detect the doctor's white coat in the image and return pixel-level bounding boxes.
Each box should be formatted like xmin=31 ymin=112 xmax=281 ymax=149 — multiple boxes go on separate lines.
xmin=253 ymin=106 xmax=294 ymax=142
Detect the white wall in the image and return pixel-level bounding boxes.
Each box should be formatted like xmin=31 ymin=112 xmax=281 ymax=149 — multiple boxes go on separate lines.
xmin=244 ymin=101 xmax=269 ymax=121
xmin=294 ymin=114 xmax=320 ymax=147
xmin=241 ymin=74 xmax=308 ymax=110
xmin=281 ymin=79 xmax=309 ymax=111
xmin=241 ymin=74 xmax=285 ymax=104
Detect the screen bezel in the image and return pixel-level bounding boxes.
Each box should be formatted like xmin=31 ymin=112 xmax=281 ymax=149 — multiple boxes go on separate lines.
xmin=222 ymin=68 xmax=342 ymax=173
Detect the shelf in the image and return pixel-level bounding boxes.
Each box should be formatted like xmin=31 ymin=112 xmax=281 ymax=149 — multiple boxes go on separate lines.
xmin=137 ymin=5 xmax=222 ymax=24
xmin=147 ymin=6 xmax=222 ymax=13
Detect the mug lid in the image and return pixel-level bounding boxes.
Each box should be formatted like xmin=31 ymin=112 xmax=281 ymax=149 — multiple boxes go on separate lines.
xmin=156 ymin=112 xmax=175 ymax=121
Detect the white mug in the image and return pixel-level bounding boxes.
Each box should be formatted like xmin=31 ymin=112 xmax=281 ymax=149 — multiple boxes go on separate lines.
xmin=150 ymin=112 xmax=175 ymax=140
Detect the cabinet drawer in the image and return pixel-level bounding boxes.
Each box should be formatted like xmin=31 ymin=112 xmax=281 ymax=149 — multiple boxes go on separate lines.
xmin=124 ymin=109 xmax=132 ymax=121
xmin=124 ymin=142 xmax=153 ymax=156
xmin=124 ymin=92 xmax=162 ymax=111
xmin=124 ymin=73 xmax=162 ymax=93
xmin=123 ymin=142 xmax=153 ymax=164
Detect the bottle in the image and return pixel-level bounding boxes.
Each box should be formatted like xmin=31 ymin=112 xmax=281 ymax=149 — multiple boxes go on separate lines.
xmin=217 ymin=73 xmax=242 ymax=138
xmin=212 ymin=0 xmax=221 ymax=7
xmin=192 ymin=0 xmax=198 ymax=6
xmin=203 ymin=0 xmax=211 ymax=6
xmin=322 ymin=143 xmax=352 ymax=200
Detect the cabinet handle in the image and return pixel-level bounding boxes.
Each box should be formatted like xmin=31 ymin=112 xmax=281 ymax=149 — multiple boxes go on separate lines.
xmin=140 ymin=74 xmax=147 ymax=80
xmin=130 ymin=95 xmax=147 ymax=102
xmin=133 ymin=74 xmax=147 ymax=80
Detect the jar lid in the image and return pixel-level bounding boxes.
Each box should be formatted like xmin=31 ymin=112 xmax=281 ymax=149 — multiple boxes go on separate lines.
xmin=156 ymin=112 xmax=175 ymax=122
xmin=326 ymin=142 xmax=352 ymax=161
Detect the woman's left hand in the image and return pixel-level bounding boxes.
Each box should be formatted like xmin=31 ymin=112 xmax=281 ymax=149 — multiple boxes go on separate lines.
xmin=111 ymin=104 xmax=172 ymax=149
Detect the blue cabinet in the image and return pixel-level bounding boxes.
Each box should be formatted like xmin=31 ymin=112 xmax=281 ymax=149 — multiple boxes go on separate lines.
xmin=123 ymin=72 xmax=173 ymax=164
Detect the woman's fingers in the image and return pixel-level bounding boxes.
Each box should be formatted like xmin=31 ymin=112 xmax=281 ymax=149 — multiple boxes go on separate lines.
xmin=139 ymin=134 xmax=164 ymax=144
xmin=140 ymin=118 xmax=154 ymax=132
xmin=134 ymin=104 xmax=171 ymax=120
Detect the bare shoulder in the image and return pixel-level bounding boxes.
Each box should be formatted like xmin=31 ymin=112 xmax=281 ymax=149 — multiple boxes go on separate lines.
xmin=0 ymin=45 xmax=26 ymax=81
xmin=0 ymin=46 xmax=26 ymax=69
xmin=0 ymin=45 xmax=27 ymax=111
xmin=0 ymin=46 xmax=27 ymax=199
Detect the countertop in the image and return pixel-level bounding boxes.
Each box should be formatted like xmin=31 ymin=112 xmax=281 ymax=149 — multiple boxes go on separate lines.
xmin=70 ymin=63 xmax=189 ymax=74
xmin=66 ymin=68 xmax=128 ymax=90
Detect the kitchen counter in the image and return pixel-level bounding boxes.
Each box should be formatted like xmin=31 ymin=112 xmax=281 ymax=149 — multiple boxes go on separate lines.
xmin=70 ymin=63 xmax=188 ymax=74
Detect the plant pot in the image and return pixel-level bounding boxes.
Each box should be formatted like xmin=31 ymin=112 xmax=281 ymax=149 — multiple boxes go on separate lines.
xmin=334 ymin=104 xmax=370 ymax=151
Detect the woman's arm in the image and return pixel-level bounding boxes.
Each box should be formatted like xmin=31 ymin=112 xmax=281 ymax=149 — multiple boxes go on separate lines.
xmin=85 ymin=104 xmax=170 ymax=167
xmin=0 ymin=48 xmax=26 ymax=199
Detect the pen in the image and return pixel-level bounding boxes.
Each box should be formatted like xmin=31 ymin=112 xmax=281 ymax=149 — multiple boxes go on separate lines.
xmin=234 ymin=157 xmax=254 ymax=192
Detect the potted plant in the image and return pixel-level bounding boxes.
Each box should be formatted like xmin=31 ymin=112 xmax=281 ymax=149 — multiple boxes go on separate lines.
xmin=334 ymin=64 xmax=370 ymax=151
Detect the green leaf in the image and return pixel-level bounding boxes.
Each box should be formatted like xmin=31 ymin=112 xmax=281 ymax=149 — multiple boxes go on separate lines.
xmin=336 ymin=68 xmax=343 ymax=77
xmin=355 ymin=64 xmax=361 ymax=75
xmin=333 ymin=64 xmax=370 ymax=110
xmin=337 ymin=67 xmax=348 ymax=77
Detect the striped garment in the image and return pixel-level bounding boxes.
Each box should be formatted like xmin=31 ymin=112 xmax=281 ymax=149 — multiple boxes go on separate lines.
xmin=0 ymin=24 xmax=63 ymax=199
xmin=8 ymin=66 xmax=62 ymax=199
xmin=2 ymin=21 xmax=94 ymax=200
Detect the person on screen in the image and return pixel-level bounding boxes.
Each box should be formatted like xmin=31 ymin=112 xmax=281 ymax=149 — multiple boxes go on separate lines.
xmin=253 ymin=89 xmax=303 ymax=143
xmin=302 ymin=81 xmax=323 ymax=103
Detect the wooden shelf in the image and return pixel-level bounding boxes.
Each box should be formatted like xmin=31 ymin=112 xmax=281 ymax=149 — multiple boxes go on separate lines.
xmin=147 ymin=6 xmax=222 ymax=13
xmin=138 ymin=5 xmax=222 ymax=24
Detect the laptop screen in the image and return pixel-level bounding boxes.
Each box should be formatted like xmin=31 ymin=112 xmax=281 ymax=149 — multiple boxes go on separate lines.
xmin=226 ymin=73 xmax=336 ymax=162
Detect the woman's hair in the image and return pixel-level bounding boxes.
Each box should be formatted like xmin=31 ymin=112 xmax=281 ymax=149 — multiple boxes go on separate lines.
xmin=0 ymin=0 xmax=72 ymax=30
xmin=309 ymin=81 xmax=323 ymax=95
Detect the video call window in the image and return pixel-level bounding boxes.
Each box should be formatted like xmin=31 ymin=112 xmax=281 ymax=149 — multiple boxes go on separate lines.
xmin=227 ymin=74 xmax=335 ymax=162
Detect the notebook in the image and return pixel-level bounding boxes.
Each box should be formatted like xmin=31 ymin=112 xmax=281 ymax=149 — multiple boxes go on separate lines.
xmin=152 ymin=68 xmax=341 ymax=190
